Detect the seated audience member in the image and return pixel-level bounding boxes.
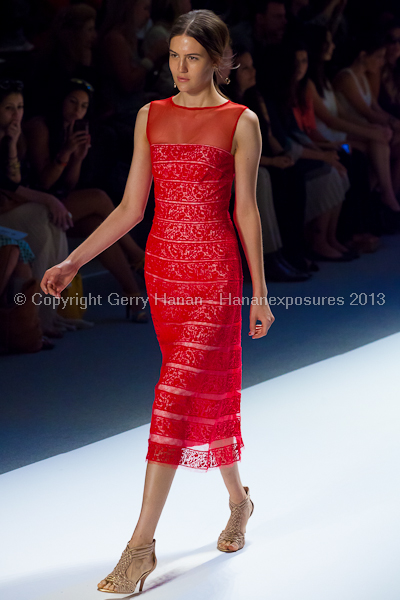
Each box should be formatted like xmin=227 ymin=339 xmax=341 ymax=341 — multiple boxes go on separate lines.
xmin=142 ymin=0 xmax=192 ymax=99
xmin=230 ymin=0 xmax=288 ymax=101
xmin=26 ymin=4 xmax=98 ymax=119
xmin=0 ymin=240 xmax=54 ymax=353
xmin=333 ymin=34 xmax=400 ymax=215
xmin=24 ymin=78 xmax=148 ymax=323
xmin=229 ymin=44 xmax=311 ymax=280
xmin=307 ymin=25 xmax=390 ymax=247
xmin=272 ymin=41 xmax=354 ymax=261
xmin=368 ymin=22 xmax=400 ymax=120
xmin=0 ymin=79 xmax=72 ymax=338
xmin=96 ymin=0 xmax=167 ymax=122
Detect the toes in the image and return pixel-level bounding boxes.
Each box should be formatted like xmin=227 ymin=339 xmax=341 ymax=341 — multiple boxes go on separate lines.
xmin=228 ymin=543 xmax=239 ymax=551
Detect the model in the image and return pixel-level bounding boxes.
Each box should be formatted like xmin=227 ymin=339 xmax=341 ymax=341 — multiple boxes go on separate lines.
xmin=40 ymin=9 xmax=275 ymax=595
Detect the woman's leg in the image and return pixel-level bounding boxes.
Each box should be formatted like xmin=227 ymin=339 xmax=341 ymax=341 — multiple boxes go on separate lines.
xmin=326 ymin=203 xmax=348 ymax=253
xmin=353 ymin=139 xmax=400 ymax=210
xmin=218 ymin=462 xmax=253 ymax=551
xmin=307 ymin=213 xmax=343 ymax=258
xmin=69 ymin=214 xmax=141 ymax=295
xmin=64 ymin=189 xmax=145 ymax=263
xmin=98 ymin=462 xmax=176 ymax=592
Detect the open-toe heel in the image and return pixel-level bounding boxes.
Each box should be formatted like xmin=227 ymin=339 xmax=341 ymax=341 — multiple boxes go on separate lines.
xmin=98 ymin=539 xmax=157 ymax=594
xmin=217 ymin=486 xmax=254 ymax=552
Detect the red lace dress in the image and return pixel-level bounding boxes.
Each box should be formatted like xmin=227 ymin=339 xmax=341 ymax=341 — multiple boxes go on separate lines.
xmin=144 ymin=96 xmax=248 ymax=470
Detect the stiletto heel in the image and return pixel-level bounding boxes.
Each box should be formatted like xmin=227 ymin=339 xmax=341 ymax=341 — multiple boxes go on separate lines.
xmin=98 ymin=539 xmax=157 ymax=594
xmin=217 ymin=486 xmax=254 ymax=552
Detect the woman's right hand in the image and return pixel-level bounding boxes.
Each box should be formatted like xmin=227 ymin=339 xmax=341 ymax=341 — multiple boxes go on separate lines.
xmin=40 ymin=259 xmax=78 ymax=298
xmin=46 ymin=195 xmax=74 ymax=230
xmin=322 ymin=151 xmax=347 ymax=176
xmin=61 ymin=123 xmax=90 ymax=157
xmin=369 ymin=125 xmax=393 ymax=144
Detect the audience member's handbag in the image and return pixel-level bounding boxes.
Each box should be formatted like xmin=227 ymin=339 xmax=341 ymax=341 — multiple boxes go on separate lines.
xmin=57 ymin=271 xmax=87 ymax=319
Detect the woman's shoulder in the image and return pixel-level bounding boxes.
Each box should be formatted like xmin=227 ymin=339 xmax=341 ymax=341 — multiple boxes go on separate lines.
xmin=332 ymin=68 xmax=353 ymax=89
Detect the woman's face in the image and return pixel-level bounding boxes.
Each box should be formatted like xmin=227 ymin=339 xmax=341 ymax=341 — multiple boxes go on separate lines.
xmin=0 ymin=93 xmax=24 ymax=132
xmin=386 ymin=27 xmax=400 ymax=65
xmin=62 ymin=90 xmax=89 ymax=124
xmin=235 ymin=52 xmax=257 ymax=94
xmin=78 ymin=18 xmax=97 ymax=49
xmin=169 ymin=35 xmax=216 ymax=92
xmin=295 ymin=50 xmax=308 ymax=81
xmin=134 ymin=0 xmax=152 ymax=31
xmin=364 ymin=48 xmax=386 ymax=74
xmin=323 ymin=30 xmax=335 ymax=61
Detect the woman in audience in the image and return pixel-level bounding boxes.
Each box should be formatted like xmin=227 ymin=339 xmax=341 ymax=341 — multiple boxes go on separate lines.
xmin=24 ymin=78 xmax=148 ymax=323
xmin=0 ymin=79 xmax=72 ymax=337
xmin=368 ymin=22 xmax=400 ymax=119
xmin=270 ymin=41 xmax=352 ymax=261
xmin=27 ymin=4 xmax=98 ymax=118
xmin=228 ymin=44 xmax=311 ymax=279
xmin=96 ymin=0 xmax=168 ymax=120
xmin=298 ymin=27 xmax=384 ymax=248
xmin=333 ymin=34 xmax=400 ymax=214
xmin=141 ymin=0 xmax=192 ymax=99
xmin=0 ymin=240 xmax=54 ymax=353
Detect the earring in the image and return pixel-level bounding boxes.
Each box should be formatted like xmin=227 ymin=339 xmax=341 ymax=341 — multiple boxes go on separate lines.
xmin=173 ymin=82 xmax=177 ymax=88
xmin=225 ymin=77 xmax=230 ymax=85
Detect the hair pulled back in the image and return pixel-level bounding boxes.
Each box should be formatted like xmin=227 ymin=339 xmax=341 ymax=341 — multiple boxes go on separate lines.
xmin=169 ymin=10 xmax=233 ymax=100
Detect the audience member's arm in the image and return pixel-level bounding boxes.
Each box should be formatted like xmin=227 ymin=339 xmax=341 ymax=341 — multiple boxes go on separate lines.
xmin=333 ymin=72 xmax=391 ymax=126
xmin=24 ymin=118 xmax=87 ymax=191
xmin=310 ymin=81 xmax=391 ymax=143
xmin=13 ymin=186 xmax=73 ymax=230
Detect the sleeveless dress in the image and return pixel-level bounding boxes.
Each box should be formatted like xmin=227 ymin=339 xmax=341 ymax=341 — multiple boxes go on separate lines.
xmin=144 ymin=96 xmax=248 ymax=470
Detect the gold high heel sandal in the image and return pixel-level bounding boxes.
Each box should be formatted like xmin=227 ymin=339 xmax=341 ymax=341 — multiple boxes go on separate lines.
xmin=217 ymin=486 xmax=254 ymax=552
xmin=98 ymin=539 xmax=157 ymax=594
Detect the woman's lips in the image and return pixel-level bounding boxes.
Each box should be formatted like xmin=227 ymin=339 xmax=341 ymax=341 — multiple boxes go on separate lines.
xmin=177 ymin=77 xmax=189 ymax=81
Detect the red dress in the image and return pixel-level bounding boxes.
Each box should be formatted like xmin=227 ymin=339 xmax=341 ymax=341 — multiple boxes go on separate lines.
xmin=144 ymin=96 xmax=248 ymax=470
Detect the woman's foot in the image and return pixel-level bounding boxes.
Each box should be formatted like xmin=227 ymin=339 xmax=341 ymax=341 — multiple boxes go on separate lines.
xmin=218 ymin=487 xmax=254 ymax=552
xmin=310 ymin=242 xmax=343 ymax=259
xmin=97 ymin=538 xmax=156 ymax=593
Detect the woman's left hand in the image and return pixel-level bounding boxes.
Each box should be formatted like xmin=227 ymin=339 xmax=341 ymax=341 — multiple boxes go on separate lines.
xmin=249 ymin=298 xmax=275 ymax=339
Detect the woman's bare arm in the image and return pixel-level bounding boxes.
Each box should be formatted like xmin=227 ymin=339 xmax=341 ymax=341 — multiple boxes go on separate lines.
xmin=233 ymin=110 xmax=265 ymax=296
xmin=310 ymin=80 xmax=388 ymax=142
xmin=41 ymin=103 xmax=153 ymax=295
xmin=233 ymin=109 xmax=274 ymax=338
xmin=333 ymin=71 xmax=390 ymax=126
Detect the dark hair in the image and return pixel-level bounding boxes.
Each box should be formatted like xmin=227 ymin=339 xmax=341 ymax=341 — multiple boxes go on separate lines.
xmin=44 ymin=78 xmax=92 ymax=160
xmin=306 ymin=25 xmax=330 ymax=96
xmin=347 ymin=32 xmax=386 ymax=65
xmin=169 ymin=9 xmax=233 ymax=100
xmin=278 ymin=39 xmax=309 ymax=113
xmin=0 ymin=79 xmax=24 ymax=104
xmin=228 ymin=43 xmax=253 ymax=101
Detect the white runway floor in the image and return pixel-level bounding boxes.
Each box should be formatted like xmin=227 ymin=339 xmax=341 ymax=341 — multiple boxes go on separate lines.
xmin=2 ymin=333 xmax=400 ymax=600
